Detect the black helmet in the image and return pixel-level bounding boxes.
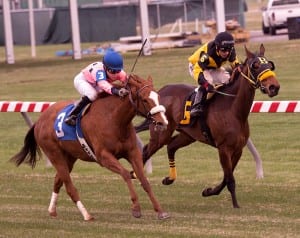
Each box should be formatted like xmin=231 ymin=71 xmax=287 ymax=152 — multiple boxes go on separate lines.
xmin=214 ymin=31 xmax=235 ymax=50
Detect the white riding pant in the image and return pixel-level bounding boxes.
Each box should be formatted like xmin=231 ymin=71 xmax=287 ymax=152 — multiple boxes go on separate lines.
xmin=74 ymin=72 xmax=99 ymax=101
xmin=188 ymin=63 xmax=230 ymax=85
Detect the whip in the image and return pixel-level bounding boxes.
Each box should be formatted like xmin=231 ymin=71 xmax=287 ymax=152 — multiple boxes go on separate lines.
xmin=130 ymin=38 xmax=148 ymax=73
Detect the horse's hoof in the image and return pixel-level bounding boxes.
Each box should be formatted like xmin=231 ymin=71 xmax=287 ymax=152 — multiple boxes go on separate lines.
xmin=132 ymin=210 xmax=142 ymax=218
xmin=202 ymin=187 xmax=213 ymax=197
xmin=49 ymin=211 xmax=57 ymax=217
xmin=158 ymin=212 xmax=170 ymax=220
xmin=130 ymin=171 xmax=137 ymax=179
xmin=84 ymin=216 xmax=95 ymax=221
xmin=162 ymin=177 xmax=175 ymax=185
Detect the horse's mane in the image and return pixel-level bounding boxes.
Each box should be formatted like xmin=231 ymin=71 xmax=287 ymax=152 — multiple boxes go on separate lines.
xmin=129 ymin=74 xmax=152 ymax=87
xmin=97 ymin=92 xmax=111 ymax=99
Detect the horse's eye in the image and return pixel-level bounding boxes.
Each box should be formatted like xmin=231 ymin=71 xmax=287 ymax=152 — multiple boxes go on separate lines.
xmin=251 ymin=61 xmax=260 ymax=70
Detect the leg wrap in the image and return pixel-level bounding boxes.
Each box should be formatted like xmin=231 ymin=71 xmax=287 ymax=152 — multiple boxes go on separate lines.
xmin=169 ymin=161 xmax=177 ymax=180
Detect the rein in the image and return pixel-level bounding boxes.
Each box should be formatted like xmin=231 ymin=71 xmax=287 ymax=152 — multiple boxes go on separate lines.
xmin=214 ymin=90 xmax=236 ymax=97
xmin=240 ymin=65 xmax=260 ymax=88
xmin=132 ymin=84 xmax=152 ymax=117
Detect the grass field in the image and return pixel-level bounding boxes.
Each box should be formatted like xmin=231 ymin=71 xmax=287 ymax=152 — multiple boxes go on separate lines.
xmin=0 ymin=2 xmax=299 ymax=238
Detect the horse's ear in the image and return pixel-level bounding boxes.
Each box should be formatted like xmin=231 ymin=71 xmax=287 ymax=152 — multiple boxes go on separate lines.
xmin=259 ymin=44 xmax=265 ymax=56
xmin=244 ymin=45 xmax=254 ymax=59
xmin=147 ymin=75 xmax=153 ymax=83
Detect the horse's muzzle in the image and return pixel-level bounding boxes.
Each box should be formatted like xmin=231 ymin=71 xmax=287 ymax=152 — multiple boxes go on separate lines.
xmin=153 ymin=121 xmax=167 ymax=131
xmin=261 ymin=84 xmax=280 ymax=97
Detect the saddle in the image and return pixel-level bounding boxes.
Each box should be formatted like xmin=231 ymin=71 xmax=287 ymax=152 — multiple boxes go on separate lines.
xmin=54 ymin=103 xmax=96 ymax=160
xmin=178 ymin=85 xmax=222 ymax=146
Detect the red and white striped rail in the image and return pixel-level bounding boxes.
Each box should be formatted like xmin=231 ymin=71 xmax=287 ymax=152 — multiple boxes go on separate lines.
xmin=0 ymin=101 xmax=300 ymax=113
xmin=250 ymin=101 xmax=300 ymax=113
xmin=0 ymin=101 xmax=55 ymax=112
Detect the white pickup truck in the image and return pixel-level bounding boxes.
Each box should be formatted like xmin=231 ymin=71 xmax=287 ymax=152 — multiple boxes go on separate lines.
xmin=262 ymin=0 xmax=300 ymax=35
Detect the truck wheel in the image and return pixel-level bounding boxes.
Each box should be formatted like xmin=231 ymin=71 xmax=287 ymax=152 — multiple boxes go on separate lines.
xmin=262 ymin=22 xmax=269 ymax=34
xmin=270 ymin=26 xmax=276 ymax=35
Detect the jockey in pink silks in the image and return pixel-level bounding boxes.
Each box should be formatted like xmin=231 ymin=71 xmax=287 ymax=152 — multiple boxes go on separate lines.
xmin=64 ymin=51 xmax=129 ymax=126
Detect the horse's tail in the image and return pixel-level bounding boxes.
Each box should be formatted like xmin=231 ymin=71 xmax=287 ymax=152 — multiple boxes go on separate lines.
xmin=10 ymin=124 xmax=42 ymax=169
xmin=134 ymin=118 xmax=151 ymax=133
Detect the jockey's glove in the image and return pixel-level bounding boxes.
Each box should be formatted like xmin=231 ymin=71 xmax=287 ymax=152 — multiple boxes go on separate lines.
xmin=111 ymin=87 xmax=129 ymax=97
xmin=118 ymin=88 xmax=129 ymax=97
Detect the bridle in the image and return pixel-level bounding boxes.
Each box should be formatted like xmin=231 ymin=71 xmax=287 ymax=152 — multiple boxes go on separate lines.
xmin=239 ymin=56 xmax=276 ymax=92
xmin=124 ymin=75 xmax=166 ymax=122
xmin=213 ymin=55 xmax=276 ymax=98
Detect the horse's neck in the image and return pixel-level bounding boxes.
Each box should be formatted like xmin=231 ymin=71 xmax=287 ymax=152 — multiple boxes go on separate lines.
xmin=93 ymin=97 xmax=135 ymax=128
xmin=115 ymin=98 xmax=135 ymax=126
xmin=232 ymin=68 xmax=256 ymax=122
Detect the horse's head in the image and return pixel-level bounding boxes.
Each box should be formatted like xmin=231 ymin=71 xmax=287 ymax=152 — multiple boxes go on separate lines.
xmin=125 ymin=74 xmax=168 ymax=131
xmin=244 ymin=44 xmax=280 ymax=97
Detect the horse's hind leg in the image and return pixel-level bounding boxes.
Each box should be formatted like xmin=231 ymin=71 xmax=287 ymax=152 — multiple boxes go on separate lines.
xmin=162 ymin=132 xmax=195 ymax=185
xmin=44 ymin=151 xmax=94 ymax=221
xmin=48 ymin=173 xmax=63 ymax=217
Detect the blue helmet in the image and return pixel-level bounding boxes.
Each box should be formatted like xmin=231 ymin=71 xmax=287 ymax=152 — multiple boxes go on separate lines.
xmin=103 ymin=51 xmax=123 ymax=71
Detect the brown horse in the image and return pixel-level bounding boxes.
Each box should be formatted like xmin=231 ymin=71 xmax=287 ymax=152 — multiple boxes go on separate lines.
xmin=10 ymin=74 xmax=170 ymax=220
xmin=135 ymin=44 xmax=280 ymax=208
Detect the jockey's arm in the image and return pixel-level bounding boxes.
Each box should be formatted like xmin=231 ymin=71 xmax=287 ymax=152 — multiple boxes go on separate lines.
xmin=230 ymin=56 xmax=241 ymax=69
xmin=97 ymin=80 xmax=115 ymax=94
xmin=97 ymin=70 xmax=129 ymax=96
xmin=193 ymin=51 xmax=210 ymax=82
xmin=193 ymin=63 xmax=203 ymax=82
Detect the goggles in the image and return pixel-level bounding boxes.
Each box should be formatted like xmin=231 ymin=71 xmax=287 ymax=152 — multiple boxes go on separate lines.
xmin=219 ymin=47 xmax=232 ymax=52
xmin=107 ymin=68 xmax=121 ymax=74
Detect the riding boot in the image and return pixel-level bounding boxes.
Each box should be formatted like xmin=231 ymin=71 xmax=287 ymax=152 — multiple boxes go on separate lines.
xmin=190 ymin=87 xmax=207 ymax=117
xmin=64 ymin=96 xmax=92 ymax=126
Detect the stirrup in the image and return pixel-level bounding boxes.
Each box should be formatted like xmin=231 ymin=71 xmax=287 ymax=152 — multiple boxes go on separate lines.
xmin=64 ymin=115 xmax=77 ymax=126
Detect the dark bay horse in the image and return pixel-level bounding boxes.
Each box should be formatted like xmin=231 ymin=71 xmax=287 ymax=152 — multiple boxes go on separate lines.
xmin=135 ymin=44 xmax=280 ymax=208
xmin=10 ymin=74 xmax=170 ymax=220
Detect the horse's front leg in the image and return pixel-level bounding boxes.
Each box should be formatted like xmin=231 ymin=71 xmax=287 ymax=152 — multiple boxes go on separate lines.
xmin=129 ymin=148 xmax=170 ymax=220
xmin=202 ymin=178 xmax=226 ymax=197
xmin=98 ymin=150 xmax=142 ymax=218
xmin=202 ymin=147 xmax=240 ymax=208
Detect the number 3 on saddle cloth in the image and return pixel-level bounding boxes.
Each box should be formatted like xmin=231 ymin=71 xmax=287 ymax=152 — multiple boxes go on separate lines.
xmin=54 ymin=104 xmax=96 ymax=160
xmin=179 ymin=87 xmax=218 ymax=145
